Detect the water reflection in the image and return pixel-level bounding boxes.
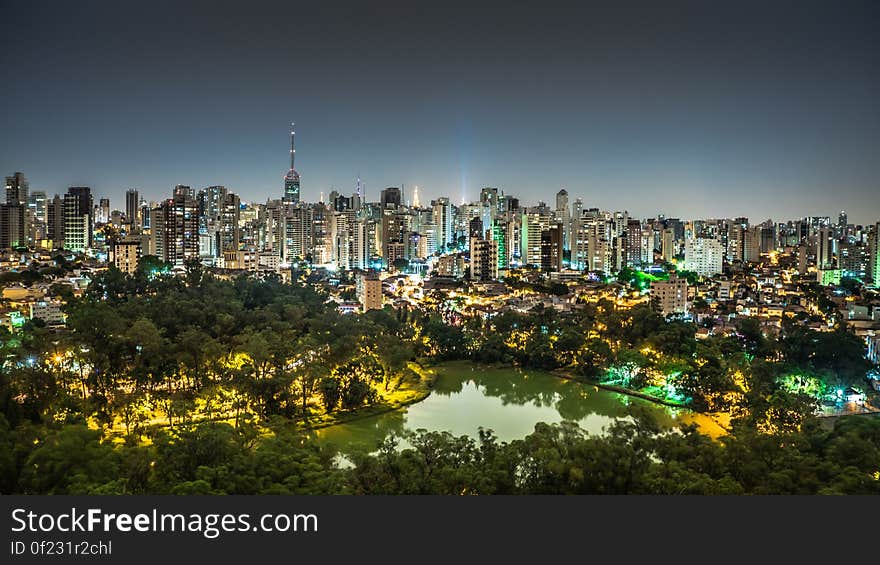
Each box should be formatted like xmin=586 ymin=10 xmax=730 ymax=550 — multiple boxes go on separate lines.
xmin=314 ymin=362 xmax=722 ymax=456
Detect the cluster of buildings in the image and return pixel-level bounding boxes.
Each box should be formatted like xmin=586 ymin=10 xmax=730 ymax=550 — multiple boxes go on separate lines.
xmin=0 ymin=248 xmax=93 ymax=331
xmin=3 ymin=127 xmax=880 ymax=327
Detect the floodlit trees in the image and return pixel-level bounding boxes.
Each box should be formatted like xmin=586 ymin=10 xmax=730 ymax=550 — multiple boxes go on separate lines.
xmin=0 ymin=264 xmax=877 ymax=495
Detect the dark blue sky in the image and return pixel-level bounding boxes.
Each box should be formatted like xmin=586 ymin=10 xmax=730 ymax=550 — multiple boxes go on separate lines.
xmin=2 ymin=0 xmax=878 ymax=223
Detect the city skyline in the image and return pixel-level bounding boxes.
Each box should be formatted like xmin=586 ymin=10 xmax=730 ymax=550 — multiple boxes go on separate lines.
xmin=1 ymin=162 xmax=869 ymax=227
xmin=2 ymin=1 xmax=879 ymax=224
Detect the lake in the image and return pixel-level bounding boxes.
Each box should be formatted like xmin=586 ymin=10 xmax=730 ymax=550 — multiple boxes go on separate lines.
xmin=314 ymin=361 xmax=726 ymax=455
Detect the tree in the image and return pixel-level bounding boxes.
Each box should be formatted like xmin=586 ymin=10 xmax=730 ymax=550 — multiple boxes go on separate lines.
xmin=319 ymin=377 xmax=341 ymax=412
xmin=19 ymin=426 xmax=119 ymax=494
xmin=184 ymin=258 xmax=205 ymax=288
xmin=48 ymin=282 xmax=75 ymax=302
xmin=375 ymin=337 xmax=413 ymax=390
xmin=812 ymin=324 xmax=872 ymax=389
xmin=391 ymin=258 xmax=409 ymax=273
xmin=733 ymin=318 xmax=772 ymax=358
xmin=293 ymin=337 xmax=331 ymax=415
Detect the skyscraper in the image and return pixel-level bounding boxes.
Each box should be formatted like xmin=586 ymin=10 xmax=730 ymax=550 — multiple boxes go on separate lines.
xmin=492 ymin=219 xmax=509 ymax=272
xmin=219 ymin=192 xmax=240 ymax=254
xmin=684 ymin=237 xmax=724 ymax=277
xmin=150 ymin=191 xmax=199 ymax=266
xmin=199 ymin=186 xmax=227 ymax=222
xmin=173 ymin=184 xmax=195 ymax=199
xmin=470 ymin=230 xmax=498 ymax=281
xmin=0 ymin=205 xmax=25 ymax=249
xmin=283 ymin=123 xmax=301 ymax=204
xmin=63 ymin=187 xmax=93 ymax=252
xmin=870 ymin=222 xmax=880 ymax=288
xmin=47 ymin=195 xmax=64 ymax=247
xmin=573 ymin=208 xmax=606 ymax=271
xmin=625 ymin=219 xmax=643 ymax=267
xmin=480 ymin=187 xmax=499 ymax=232
xmin=98 ymin=198 xmax=110 ymax=224
xmin=523 ymin=205 xmax=552 ymax=267
xmin=432 ymin=197 xmax=453 ymax=251
xmin=140 ymin=199 xmax=151 ymax=230
xmin=661 ymin=228 xmax=676 ymax=263
xmin=28 ymin=190 xmax=47 ymax=222
xmin=2 ymin=172 xmax=29 ymax=248
xmin=381 ymin=187 xmax=402 ymax=210
xmin=382 ymin=210 xmax=409 ymax=266
xmin=28 ymin=190 xmax=47 ymax=240
xmin=284 ymin=204 xmax=313 ymax=263
xmin=540 ymin=225 xmax=563 ymax=272
xmin=5 ymin=172 xmax=28 ymax=206
xmin=555 ymin=188 xmax=570 ymax=252
xmin=126 ymin=189 xmax=140 ymax=227
xmin=817 ymin=226 xmax=834 ymax=269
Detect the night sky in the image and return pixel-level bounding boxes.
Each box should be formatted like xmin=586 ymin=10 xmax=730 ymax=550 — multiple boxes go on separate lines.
xmin=2 ymin=1 xmax=878 ymax=223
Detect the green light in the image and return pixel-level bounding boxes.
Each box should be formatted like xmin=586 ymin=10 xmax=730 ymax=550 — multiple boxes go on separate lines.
xmin=778 ymin=374 xmax=827 ymax=400
xmin=10 ymin=311 xmax=26 ymax=328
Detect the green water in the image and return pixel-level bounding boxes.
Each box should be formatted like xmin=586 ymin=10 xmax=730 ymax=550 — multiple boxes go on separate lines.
xmin=314 ymin=362 xmax=725 ymax=454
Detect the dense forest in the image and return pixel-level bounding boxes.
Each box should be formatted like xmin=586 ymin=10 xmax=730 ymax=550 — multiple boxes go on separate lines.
xmin=0 ymin=259 xmax=877 ymax=494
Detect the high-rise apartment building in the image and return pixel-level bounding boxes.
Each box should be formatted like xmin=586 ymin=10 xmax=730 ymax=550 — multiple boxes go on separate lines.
xmin=479 ymin=187 xmax=499 ymax=237
xmin=540 ymin=225 xmax=563 ymax=272
xmin=0 ymin=204 xmax=26 ymax=249
xmin=381 ymin=187 xmax=402 ymax=210
xmin=219 ymin=192 xmax=240 ymax=253
xmin=651 ymin=273 xmax=688 ymax=316
xmin=522 ymin=205 xmax=552 ymax=267
xmin=870 ymin=222 xmax=880 ymax=288
xmin=63 ymin=187 xmax=93 ymax=252
xmin=5 ymin=172 xmax=28 ymax=206
xmin=572 ymin=208 xmax=612 ymax=273
xmin=47 ymin=195 xmax=64 ymax=247
xmin=2 ymin=172 xmax=29 ymax=249
xmin=555 ymin=188 xmax=570 ymax=252
xmin=432 ymin=197 xmax=453 ymax=252
xmin=112 ymin=239 xmax=142 ymax=275
xmin=97 ymin=198 xmax=110 ymax=224
xmin=817 ymin=226 xmax=834 ymax=269
xmin=684 ymin=237 xmax=724 ymax=277
xmin=150 ymin=192 xmax=199 ymax=266
xmin=661 ymin=228 xmax=676 ymax=263
xmin=470 ymin=230 xmax=499 ymax=281
xmin=382 ymin=211 xmax=409 ymax=266
xmin=625 ymin=219 xmax=643 ymax=267
xmin=27 ymin=190 xmax=47 ymax=242
xmin=29 ymin=190 xmax=47 ymax=225
xmin=357 ymin=272 xmax=383 ymax=312
xmin=125 ymin=189 xmax=140 ymax=227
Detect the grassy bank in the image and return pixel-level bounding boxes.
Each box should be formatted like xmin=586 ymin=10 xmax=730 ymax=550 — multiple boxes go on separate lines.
xmin=102 ymin=362 xmax=439 ymax=441
xmin=287 ymin=362 xmax=438 ymax=433
xmin=551 ymin=370 xmax=689 ymax=408
xmin=550 ymin=368 xmax=731 ymax=436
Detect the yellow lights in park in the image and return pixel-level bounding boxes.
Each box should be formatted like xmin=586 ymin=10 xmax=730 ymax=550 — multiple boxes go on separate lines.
xmin=47 ymin=351 xmax=71 ymax=367
xmin=731 ymin=370 xmax=749 ymax=393
xmin=222 ymin=352 xmax=251 ymax=371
